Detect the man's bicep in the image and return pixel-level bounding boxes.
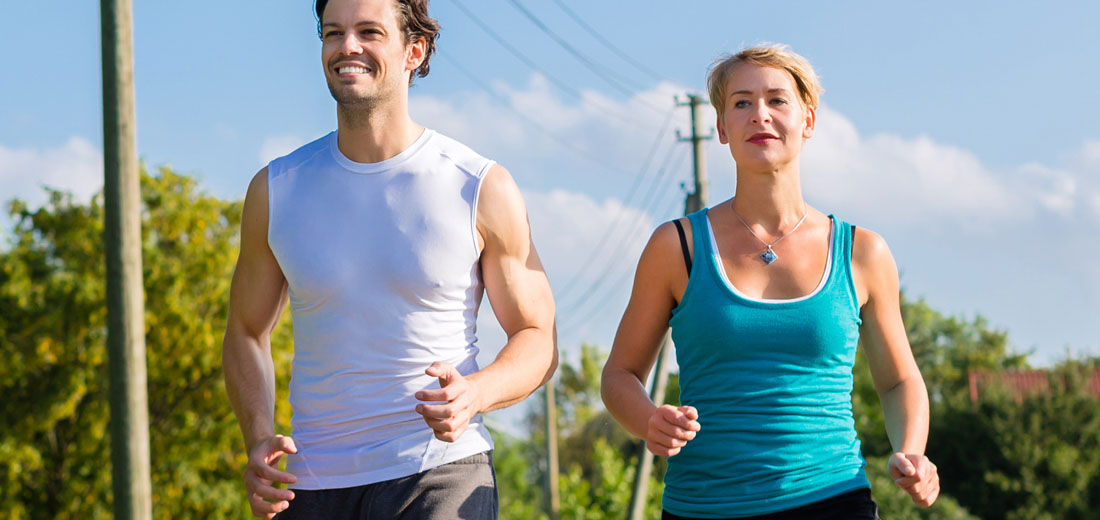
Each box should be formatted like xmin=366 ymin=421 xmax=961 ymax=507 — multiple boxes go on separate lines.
xmin=482 ymin=241 xmax=554 ymax=336
xmin=476 ymin=165 xmax=554 ymax=336
xmin=227 ymin=168 xmax=287 ymax=339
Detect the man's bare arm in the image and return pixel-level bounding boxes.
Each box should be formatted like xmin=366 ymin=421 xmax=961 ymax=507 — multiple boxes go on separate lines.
xmin=414 ymin=164 xmax=557 ymax=441
xmin=222 ymin=168 xmax=297 ymax=518
xmin=470 ymin=164 xmax=557 ymax=410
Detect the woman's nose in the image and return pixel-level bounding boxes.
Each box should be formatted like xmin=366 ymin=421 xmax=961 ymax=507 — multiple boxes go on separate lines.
xmin=751 ymin=103 xmax=771 ymax=124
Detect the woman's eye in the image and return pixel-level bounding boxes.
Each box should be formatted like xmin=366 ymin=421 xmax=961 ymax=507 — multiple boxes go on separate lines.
xmin=770 ymin=98 xmax=789 ymax=105
xmin=323 ymin=31 xmax=342 ymax=39
xmin=734 ymin=100 xmax=749 ymax=108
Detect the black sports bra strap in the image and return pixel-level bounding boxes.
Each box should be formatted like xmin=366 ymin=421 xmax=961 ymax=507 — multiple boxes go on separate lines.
xmin=672 ymin=219 xmax=692 ymax=275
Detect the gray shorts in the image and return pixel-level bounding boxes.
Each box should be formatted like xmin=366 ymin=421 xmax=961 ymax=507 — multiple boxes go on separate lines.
xmin=275 ymin=451 xmax=497 ymax=520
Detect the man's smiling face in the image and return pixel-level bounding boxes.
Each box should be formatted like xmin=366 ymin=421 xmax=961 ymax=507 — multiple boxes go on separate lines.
xmin=319 ymin=0 xmax=421 ymax=109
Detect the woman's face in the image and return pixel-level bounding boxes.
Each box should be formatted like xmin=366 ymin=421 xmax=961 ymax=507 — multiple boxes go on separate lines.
xmin=716 ymin=64 xmax=815 ymax=171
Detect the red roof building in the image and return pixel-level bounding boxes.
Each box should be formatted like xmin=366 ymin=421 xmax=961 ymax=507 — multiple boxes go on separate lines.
xmin=969 ymin=369 xmax=1100 ymax=404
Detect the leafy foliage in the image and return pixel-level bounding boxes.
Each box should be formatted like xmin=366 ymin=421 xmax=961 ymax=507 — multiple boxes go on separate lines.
xmin=929 ymin=359 xmax=1100 ymax=520
xmin=852 ymin=294 xmax=1029 ymax=456
xmin=490 ymin=431 xmax=546 ymax=520
xmin=863 ymin=455 xmax=977 ymax=519
xmin=495 ymin=344 xmax=665 ymax=519
xmin=0 ymin=168 xmax=294 ymax=519
xmin=557 ymin=437 xmax=662 ymax=520
xmin=852 ymin=294 xmax=1100 ymax=519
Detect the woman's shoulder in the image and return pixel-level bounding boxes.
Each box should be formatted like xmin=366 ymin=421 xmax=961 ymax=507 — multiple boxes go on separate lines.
xmin=637 ymin=217 xmax=698 ymax=280
xmin=850 ymin=224 xmax=890 ymax=260
xmin=849 ymin=224 xmax=899 ymax=286
xmin=649 ymin=218 xmax=692 ymax=256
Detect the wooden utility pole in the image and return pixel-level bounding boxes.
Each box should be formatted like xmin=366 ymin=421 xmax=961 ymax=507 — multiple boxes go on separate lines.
xmin=679 ymin=94 xmax=711 ymax=215
xmin=101 ymin=0 xmax=152 ymax=518
xmin=627 ymin=94 xmax=711 ymax=520
xmin=545 ymin=380 xmax=560 ymax=519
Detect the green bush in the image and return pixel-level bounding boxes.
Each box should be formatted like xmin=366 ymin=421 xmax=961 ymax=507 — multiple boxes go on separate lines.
xmin=0 ymin=168 xmax=294 ymax=519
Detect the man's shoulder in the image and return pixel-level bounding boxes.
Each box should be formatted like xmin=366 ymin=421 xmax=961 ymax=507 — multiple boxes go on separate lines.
xmin=427 ymin=130 xmax=494 ymax=179
xmin=267 ymin=132 xmax=334 ymax=181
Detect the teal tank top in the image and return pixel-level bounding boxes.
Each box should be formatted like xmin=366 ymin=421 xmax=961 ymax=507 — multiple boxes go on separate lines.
xmin=662 ymin=209 xmax=870 ymax=518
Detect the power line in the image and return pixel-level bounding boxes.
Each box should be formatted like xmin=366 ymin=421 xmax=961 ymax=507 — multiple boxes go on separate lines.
xmin=548 ymin=0 xmax=666 ymax=83
xmin=502 ymin=0 xmax=644 ymax=96
xmin=446 ymin=0 xmax=657 ymax=131
xmin=553 ymin=133 xmax=681 ymax=305
xmin=566 ymin=194 xmax=685 ymax=339
xmin=440 ymin=48 xmax=690 ymax=323
xmin=558 ymin=133 xmax=686 ymax=297
xmin=437 ymin=51 xmax=675 ymax=183
xmin=567 ymin=186 xmax=686 ymax=330
xmin=559 ymin=179 xmax=688 ymax=335
xmin=556 ymin=145 xmax=689 ymax=321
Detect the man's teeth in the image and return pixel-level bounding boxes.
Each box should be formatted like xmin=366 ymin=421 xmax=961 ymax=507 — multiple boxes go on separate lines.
xmin=338 ymin=66 xmax=370 ymax=74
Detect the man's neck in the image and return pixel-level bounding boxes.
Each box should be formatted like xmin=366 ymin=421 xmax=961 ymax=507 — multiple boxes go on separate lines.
xmin=335 ymin=100 xmax=423 ymax=164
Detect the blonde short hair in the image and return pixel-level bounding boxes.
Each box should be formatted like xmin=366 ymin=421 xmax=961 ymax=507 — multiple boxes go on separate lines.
xmin=706 ymin=44 xmax=823 ymax=116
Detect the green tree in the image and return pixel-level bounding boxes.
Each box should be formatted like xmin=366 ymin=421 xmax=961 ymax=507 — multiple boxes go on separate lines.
xmin=850 ymin=293 xmax=1100 ymax=518
xmin=490 ymin=430 xmax=547 ymax=520
xmin=494 ymin=344 xmax=666 ymax=519
xmin=558 ymin=437 xmax=663 ymax=520
xmin=929 ymin=359 xmax=1100 ymax=520
xmin=0 ymin=167 xmax=294 ymax=519
xmin=852 ymin=294 xmax=1029 ymax=457
xmin=863 ymin=455 xmax=977 ymax=520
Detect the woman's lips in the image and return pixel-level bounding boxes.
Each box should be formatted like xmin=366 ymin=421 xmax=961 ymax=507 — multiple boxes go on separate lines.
xmin=748 ymin=133 xmax=777 ymax=144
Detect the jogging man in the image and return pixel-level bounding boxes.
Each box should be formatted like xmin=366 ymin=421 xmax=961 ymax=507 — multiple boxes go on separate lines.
xmin=222 ymin=0 xmax=557 ymax=517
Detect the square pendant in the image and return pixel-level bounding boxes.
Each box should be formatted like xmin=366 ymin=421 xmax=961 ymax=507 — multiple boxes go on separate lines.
xmin=760 ymin=249 xmax=778 ymax=264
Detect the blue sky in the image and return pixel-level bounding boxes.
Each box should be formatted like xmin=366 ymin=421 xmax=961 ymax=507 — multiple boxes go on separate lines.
xmin=3 ymin=0 xmax=1099 ymax=406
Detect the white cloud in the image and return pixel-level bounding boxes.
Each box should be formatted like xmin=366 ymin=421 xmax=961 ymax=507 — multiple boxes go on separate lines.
xmin=801 ymin=106 xmax=1022 ymax=226
xmin=258 ymin=135 xmax=310 ymax=166
xmin=413 ymin=77 xmax=1094 ymax=232
xmin=0 ymin=137 xmax=103 ymax=210
xmin=1015 ymin=163 xmax=1077 ymax=216
xmin=474 ymin=186 xmax=658 ymax=365
xmin=411 ymin=74 xmax=694 ymax=199
xmin=402 ymin=74 xmax=1100 ymax=360
xmin=524 ymin=188 xmax=655 ymax=294
xmin=1069 ymin=140 xmax=1100 ymax=225
xmin=1081 ymin=139 xmax=1100 ymax=168
xmin=413 ymin=88 xmax=531 ymax=154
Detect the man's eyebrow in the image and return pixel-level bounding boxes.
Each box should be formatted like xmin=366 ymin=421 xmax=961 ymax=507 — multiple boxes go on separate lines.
xmin=321 ymin=20 xmax=383 ymax=29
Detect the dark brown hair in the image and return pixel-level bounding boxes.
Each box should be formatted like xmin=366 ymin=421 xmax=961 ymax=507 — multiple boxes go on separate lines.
xmin=315 ymin=0 xmax=440 ymax=84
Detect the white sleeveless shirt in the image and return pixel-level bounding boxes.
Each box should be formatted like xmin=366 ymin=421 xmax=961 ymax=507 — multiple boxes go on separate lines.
xmin=267 ymin=129 xmax=495 ymax=489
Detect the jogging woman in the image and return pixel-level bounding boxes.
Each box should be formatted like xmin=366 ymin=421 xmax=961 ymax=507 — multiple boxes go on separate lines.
xmin=601 ymin=45 xmax=939 ymax=519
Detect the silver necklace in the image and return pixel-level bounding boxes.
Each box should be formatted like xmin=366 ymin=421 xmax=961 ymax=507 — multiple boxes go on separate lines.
xmin=729 ymin=203 xmax=809 ymax=265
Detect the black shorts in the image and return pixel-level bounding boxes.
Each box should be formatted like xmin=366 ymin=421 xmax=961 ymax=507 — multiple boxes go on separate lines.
xmin=662 ymin=487 xmax=880 ymax=520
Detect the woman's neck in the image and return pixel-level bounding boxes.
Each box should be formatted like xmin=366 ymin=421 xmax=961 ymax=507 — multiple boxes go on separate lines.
xmin=730 ymin=165 xmax=807 ymax=230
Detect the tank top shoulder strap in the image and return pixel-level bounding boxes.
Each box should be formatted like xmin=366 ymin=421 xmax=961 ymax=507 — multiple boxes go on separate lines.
xmin=672 ymin=219 xmax=692 ymax=275
xmin=685 ymin=209 xmax=711 ymax=277
xmin=829 ymin=215 xmax=862 ymax=321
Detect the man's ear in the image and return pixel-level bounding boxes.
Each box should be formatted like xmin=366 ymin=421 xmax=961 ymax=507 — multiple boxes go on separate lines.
xmin=406 ymin=37 xmax=426 ymax=73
